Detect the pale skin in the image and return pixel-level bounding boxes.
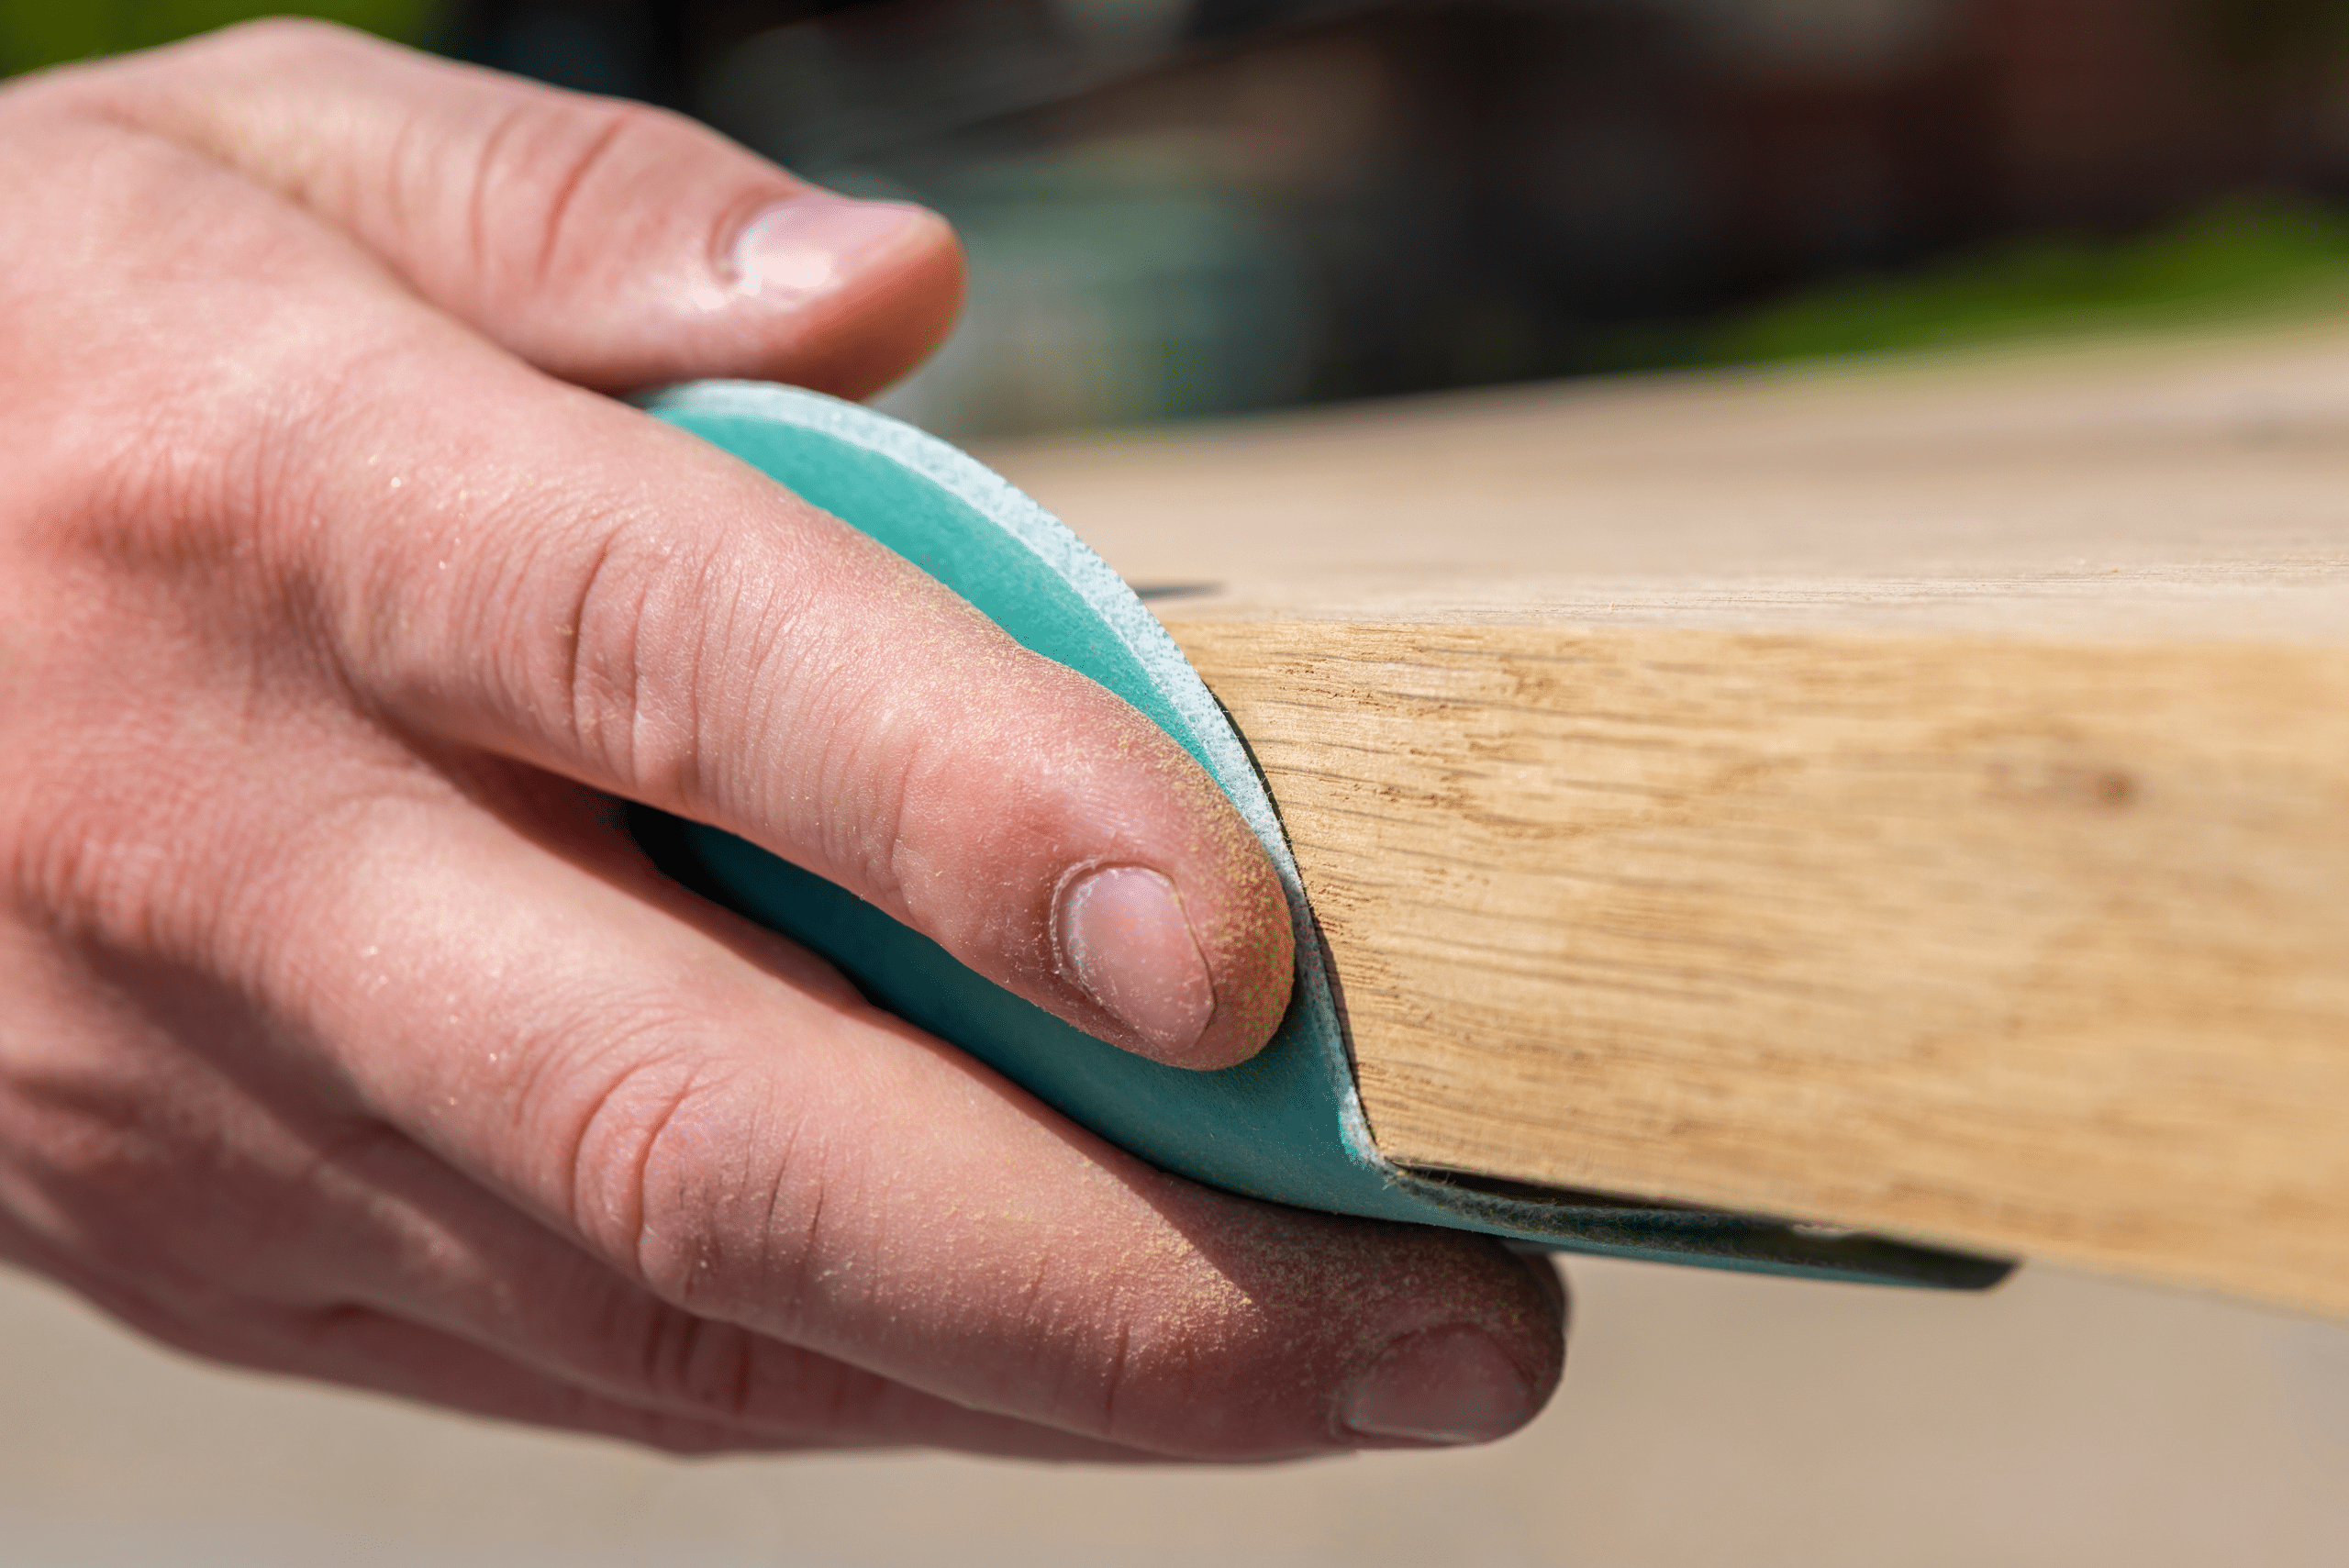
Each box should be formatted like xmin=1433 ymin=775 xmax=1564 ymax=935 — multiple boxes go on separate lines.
xmin=0 ymin=21 xmax=1564 ymax=1461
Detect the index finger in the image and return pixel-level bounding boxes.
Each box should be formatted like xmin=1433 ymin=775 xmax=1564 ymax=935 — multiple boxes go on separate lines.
xmin=307 ymin=314 xmax=1291 ymax=1067
xmin=18 ymin=18 xmax=1291 ymax=1066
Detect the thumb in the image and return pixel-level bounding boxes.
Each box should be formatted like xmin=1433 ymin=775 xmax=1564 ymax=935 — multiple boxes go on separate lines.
xmin=66 ymin=18 xmax=962 ymax=396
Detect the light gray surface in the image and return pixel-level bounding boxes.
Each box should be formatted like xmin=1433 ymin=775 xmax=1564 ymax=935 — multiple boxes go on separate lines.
xmin=4 ymin=1254 xmax=2345 ymax=1566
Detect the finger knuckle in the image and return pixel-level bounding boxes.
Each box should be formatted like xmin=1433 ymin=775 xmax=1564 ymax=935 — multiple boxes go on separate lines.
xmin=559 ymin=1040 xmax=698 ymax=1274
xmin=608 ymin=1307 xmax=894 ymax=1441
xmin=798 ymin=657 xmax=925 ymax=906
xmin=475 ymin=97 xmax=691 ymax=301
xmin=555 ymin=517 xmax=729 ymax=801
xmin=621 ymin=1304 xmax=763 ymax=1422
xmin=556 ymin=1029 xmax=808 ymax=1303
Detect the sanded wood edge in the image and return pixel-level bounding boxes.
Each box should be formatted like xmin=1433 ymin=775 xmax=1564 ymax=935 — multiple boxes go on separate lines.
xmin=1167 ymin=617 xmax=2349 ymax=1318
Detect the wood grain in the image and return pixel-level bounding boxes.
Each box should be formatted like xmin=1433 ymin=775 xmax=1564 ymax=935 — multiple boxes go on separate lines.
xmin=980 ymin=323 xmax=2349 ymax=1317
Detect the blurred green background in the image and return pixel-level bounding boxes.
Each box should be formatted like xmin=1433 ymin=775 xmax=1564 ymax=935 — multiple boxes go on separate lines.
xmin=0 ymin=0 xmax=439 ymax=72
xmin=14 ymin=0 xmax=2349 ymax=431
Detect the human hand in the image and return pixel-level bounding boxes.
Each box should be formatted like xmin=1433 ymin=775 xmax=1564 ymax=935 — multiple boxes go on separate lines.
xmin=0 ymin=21 xmax=1564 ymax=1460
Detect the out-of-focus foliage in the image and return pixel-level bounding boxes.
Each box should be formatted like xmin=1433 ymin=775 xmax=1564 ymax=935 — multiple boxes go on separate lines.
xmin=1710 ymin=204 xmax=2349 ymax=364
xmin=2179 ymin=0 xmax=2349 ymax=72
xmin=0 ymin=1 xmax=442 ymax=77
xmin=18 ymin=0 xmax=2349 ymax=433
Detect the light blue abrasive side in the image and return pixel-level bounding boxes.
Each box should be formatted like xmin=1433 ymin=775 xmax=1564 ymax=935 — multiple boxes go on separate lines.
xmin=638 ymin=381 xmax=2011 ymax=1293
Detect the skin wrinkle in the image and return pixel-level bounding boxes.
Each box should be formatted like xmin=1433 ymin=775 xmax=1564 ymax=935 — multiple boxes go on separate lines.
xmin=542 ymin=1031 xmax=704 ymax=1274
xmin=637 ymin=1295 xmax=739 ymax=1419
xmin=692 ymin=515 xmax=853 ymax=831
xmin=775 ymin=568 xmax=929 ymax=904
xmin=872 ymin=692 xmax=970 ymax=918
xmin=462 ymin=101 xmax=529 ymax=304
xmin=561 ymin=524 xmax=640 ymax=784
xmin=267 ymin=1301 xmax=793 ymax=1457
xmin=429 ymin=426 xmax=858 ymax=834
xmin=442 ymin=474 xmax=573 ymax=746
xmin=278 ymin=1104 xmax=951 ymax=1447
xmin=306 ymin=1230 xmax=1141 ymax=1460
xmin=765 ymin=1106 xmax=829 ymax=1335
xmin=664 ymin=522 xmax=751 ymax=812
xmin=472 ymin=967 xmax=728 ymax=1239
xmin=833 ymin=695 xmax=924 ymax=906
xmin=373 ymin=87 xmax=430 ymax=255
xmin=609 ymin=1051 xmax=808 ymax=1318
xmin=310 ymin=375 xmax=607 ymax=761
xmin=720 ymin=577 xmax=792 ymax=829
xmin=1086 ymin=1268 xmax=1139 ymax=1441
xmin=813 ymin=1346 xmax=881 ymax=1439
xmin=528 ymin=103 xmax=640 ymax=298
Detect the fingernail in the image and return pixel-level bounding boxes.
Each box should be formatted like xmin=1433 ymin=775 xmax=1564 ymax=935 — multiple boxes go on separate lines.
xmin=729 ymin=195 xmax=932 ymax=301
xmin=1340 ymin=1325 xmax=1536 ymax=1446
xmin=1054 ymin=865 xmax=1215 ymax=1057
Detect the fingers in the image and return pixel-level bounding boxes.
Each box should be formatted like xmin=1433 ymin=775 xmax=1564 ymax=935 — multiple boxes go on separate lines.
xmin=252 ymin=1307 xmax=874 ymax=1458
xmin=0 ymin=928 xmax=1159 ymax=1462
xmin=257 ymin=1120 xmax=1161 ymax=1461
xmin=271 ymin=1306 xmax=1162 ymax=1460
xmin=133 ymin=1291 xmax=1143 ymax=1460
xmin=261 ymin=771 xmax=1562 ymax=1459
xmin=51 ymin=18 xmax=963 ymax=395
xmin=1 ymin=71 xmax=1289 ymax=1069
xmin=0 ymin=916 xmax=1154 ymax=1462
xmin=295 ymin=321 xmax=1290 ymax=1067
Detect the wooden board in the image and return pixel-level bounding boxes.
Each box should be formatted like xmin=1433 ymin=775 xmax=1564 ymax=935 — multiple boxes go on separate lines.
xmin=976 ymin=323 xmax=2349 ymax=1319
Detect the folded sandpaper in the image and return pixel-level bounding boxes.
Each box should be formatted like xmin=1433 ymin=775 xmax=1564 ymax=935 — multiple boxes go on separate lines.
xmin=633 ymin=382 xmax=2010 ymax=1292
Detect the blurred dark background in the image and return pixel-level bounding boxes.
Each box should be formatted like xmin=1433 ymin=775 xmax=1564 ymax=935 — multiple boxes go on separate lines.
xmin=17 ymin=0 xmax=2349 ymax=435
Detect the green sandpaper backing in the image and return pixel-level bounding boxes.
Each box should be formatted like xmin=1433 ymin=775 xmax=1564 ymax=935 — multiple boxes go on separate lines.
xmin=634 ymin=381 xmax=2009 ymax=1292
